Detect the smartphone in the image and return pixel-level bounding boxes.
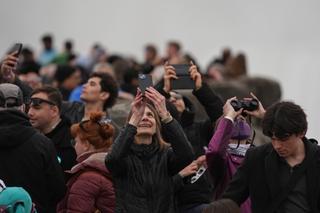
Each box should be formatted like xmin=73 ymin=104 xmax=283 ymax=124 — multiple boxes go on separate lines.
xmin=171 ymin=64 xmax=195 ymax=90
xmin=138 ymin=74 xmax=153 ymax=95
xmin=9 ymin=43 xmax=23 ymax=57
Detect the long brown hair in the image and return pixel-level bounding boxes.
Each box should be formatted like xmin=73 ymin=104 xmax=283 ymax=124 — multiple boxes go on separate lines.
xmin=127 ymin=102 xmax=170 ymax=150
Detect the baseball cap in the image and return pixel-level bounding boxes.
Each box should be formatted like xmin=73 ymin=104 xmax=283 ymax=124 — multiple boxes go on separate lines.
xmin=0 ymin=83 xmax=23 ymax=108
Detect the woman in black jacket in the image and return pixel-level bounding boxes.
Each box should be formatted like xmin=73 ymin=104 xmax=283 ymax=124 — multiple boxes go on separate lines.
xmin=105 ymin=87 xmax=194 ymax=213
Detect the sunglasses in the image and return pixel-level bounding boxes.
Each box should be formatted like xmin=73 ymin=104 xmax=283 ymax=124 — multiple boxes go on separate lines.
xmin=28 ymin=97 xmax=56 ymax=107
xmin=190 ymin=165 xmax=207 ymax=184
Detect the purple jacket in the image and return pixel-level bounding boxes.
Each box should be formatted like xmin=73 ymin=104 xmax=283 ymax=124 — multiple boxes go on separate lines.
xmin=206 ymin=118 xmax=251 ymax=213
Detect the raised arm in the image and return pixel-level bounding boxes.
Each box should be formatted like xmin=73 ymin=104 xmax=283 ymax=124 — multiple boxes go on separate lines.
xmin=105 ymin=124 xmax=136 ymax=176
xmin=162 ymin=118 xmax=194 ymax=174
xmin=1 ymin=52 xmax=33 ymax=103
xmin=105 ymin=91 xmax=145 ymax=176
xmin=145 ymin=87 xmax=194 ymax=174
xmin=189 ymin=61 xmax=223 ymax=123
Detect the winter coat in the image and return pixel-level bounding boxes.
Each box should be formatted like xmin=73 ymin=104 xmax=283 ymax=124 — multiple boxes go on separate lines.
xmin=0 ymin=110 xmax=66 ymax=213
xmin=45 ymin=116 xmax=77 ymax=171
xmin=57 ymin=152 xmax=115 ymax=213
xmin=206 ymin=118 xmax=251 ymax=213
xmin=160 ymin=83 xmax=224 ymax=208
xmin=105 ymin=119 xmax=194 ymax=213
xmin=223 ymin=138 xmax=320 ymax=213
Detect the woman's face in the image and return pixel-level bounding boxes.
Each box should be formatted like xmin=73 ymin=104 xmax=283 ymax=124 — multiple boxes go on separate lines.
xmin=136 ymin=107 xmax=157 ymax=136
xmin=74 ymin=136 xmax=90 ymax=156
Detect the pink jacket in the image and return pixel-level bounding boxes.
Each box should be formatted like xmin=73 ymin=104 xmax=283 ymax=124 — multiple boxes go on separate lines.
xmin=206 ymin=118 xmax=251 ymax=213
xmin=57 ymin=152 xmax=115 ymax=213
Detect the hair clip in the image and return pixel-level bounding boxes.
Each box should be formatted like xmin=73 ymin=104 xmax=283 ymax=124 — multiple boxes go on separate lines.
xmin=99 ymin=117 xmax=112 ymax=125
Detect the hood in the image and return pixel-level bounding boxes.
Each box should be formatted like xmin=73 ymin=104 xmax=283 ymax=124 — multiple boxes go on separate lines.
xmin=180 ymin=96 xmax=196 ymax=127
xmin=68 ymin=151 xmax=110 ymax=177
xmin=230 ymin=118 xmax=252 ymax=140
xmin=0 ymin=110 xmax=36 ymax=148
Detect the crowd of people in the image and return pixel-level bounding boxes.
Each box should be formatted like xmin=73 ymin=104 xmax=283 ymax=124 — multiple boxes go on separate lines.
xmin=0 ymin=34 xmax=319 ymax=213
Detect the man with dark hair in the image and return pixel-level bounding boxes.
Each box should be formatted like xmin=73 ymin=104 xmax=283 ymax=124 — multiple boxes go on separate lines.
xmin=61 ymin=72 xmax=119 ymax=130
xmin=1 ymin=52 xmax=120 ymax=131
xmin=223 ymin=101 xmax=320 ymax=213
xmin=0 ymin=83 xmax=66 ymax=213
xmin=28 ymin=86 xmax=77 ymax=171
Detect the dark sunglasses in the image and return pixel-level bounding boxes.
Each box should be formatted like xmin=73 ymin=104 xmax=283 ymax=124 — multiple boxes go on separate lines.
xmin=28 ymin=97 xmax=56 ymax=107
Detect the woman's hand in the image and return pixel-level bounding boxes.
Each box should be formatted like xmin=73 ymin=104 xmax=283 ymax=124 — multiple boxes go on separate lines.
xmin=145 ymin=87 xmax=169 ymax=120
xmin=243 ymin=92 xmax=266 ymax=119
xmin=179 ymin=161 xmax=198 ymax=178
xmin=223 ymin=97 xmax=243 ymax=120
xmin=189 ymin=61 xmax=202 ymax=90
xmin=0 ymin=52 xmax=18 ymax=83
xmin=163 ymin=61 xmax=177 ymax=93
xmin=128 ymin=90 xmax=146 ymax=127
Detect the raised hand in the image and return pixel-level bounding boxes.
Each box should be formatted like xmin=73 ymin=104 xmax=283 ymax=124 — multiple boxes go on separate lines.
xmin=243 ymin=92 xmax=266 ymax=119
xmin=0 ymin=52 xmax=19 ymax=82
xmin=163 ymin=61 xmax=177 ymax=93
xmin=223 ymin=97 xmax=243 ymax=120
xmin=189 ymin=61 xmax=202 ymax=90
xmin=178 ymin=161 xmax=199 ymax=178
xmin=145 ymin=87 xmax=169 ymax=119
xmin=128 ymin=89 xmax=146 ymax=127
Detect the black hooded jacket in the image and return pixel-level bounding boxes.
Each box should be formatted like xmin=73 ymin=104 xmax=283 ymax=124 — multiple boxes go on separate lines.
xmin=45 ymin=116 xmax=77 ymax=171
xmin=158 ymin=83 xmax=224 ymax=209
xmin=105 ymin=119 xmax=194 ymax=213
xmin=0 ymin=110 xmax=66 ymax=213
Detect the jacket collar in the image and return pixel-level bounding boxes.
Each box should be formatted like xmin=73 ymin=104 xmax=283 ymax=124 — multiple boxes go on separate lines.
xmin=264 ymin=138 xmax=320 ymax=204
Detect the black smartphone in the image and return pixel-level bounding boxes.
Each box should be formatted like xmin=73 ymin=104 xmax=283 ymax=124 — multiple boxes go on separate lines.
xmin=138 ymin=74 xmax=153 ymax=95
xmin=171 ymin=64 xmax=195 ymax=90
xmin=9 ymin=43 xmax=23 ymax=57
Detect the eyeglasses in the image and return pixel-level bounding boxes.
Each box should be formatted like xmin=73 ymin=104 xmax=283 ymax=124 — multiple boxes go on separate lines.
xmin=28 ymin=97 xmax=56 ymax=107
xmin=190 ymin=165 xmax=207 ymax=184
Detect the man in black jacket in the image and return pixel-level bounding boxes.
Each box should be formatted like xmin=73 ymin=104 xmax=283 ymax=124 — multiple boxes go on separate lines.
xmin=0 ymin=83 xmax=66 ymax=213
xmin=28 ymin=86 xmax=77 ymax=171
xmin=223 ymin=101 xmax=320 ymax=213
xmin=159 ymin=62 xmax=223 ymax=213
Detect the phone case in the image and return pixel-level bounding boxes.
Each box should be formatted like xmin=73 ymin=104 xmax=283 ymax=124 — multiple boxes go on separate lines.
xmin=138 ymin=74 xmax=153 ymax=94
xmin=171 ymin=64 xmax=194 ymax=89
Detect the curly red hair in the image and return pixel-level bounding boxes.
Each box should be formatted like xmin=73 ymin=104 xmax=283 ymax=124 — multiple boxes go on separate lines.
xmin=71 ymin=112 xmax=114 ymax=150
